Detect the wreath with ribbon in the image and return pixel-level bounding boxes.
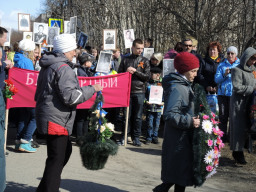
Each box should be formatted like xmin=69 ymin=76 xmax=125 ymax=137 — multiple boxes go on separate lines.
xmin=79 ymin=91 xmax=118 ymax=170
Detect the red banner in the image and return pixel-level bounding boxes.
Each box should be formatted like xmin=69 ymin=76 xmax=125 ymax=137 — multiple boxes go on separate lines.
xmin=6 ymin=67 xmax=131 ymax=109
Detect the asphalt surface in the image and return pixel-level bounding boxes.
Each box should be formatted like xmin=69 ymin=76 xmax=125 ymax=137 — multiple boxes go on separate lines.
xmin=4 ymin=126 xmax=255 ymax=192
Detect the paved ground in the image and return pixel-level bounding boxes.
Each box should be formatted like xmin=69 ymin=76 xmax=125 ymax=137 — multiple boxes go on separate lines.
xmin=4 ymin=125 xmax=256 ymax=192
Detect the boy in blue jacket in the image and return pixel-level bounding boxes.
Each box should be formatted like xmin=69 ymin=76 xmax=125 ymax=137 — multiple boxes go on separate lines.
xmin=145 ymin=67 xmax=164 ymax=144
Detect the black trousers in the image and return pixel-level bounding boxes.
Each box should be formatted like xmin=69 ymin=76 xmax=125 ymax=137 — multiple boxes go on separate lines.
xmin=218 ymin=95 xmax=230 ymax=140
xmin=37 ymin=135 xmax=72 ymax=192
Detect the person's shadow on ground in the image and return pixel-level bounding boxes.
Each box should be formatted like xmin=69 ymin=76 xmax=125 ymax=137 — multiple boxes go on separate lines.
xmin=5 ymin=179 xmax=128 ymax=192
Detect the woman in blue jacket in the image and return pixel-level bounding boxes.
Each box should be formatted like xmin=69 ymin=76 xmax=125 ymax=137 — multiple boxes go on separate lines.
xmin=214 ymin=46 xmax=240 ymax=142
xmin=13 ymin=39 xmax=37 ymax=153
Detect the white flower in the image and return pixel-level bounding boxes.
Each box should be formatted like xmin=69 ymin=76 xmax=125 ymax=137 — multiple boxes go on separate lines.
xmin=204 ymin=149 xmax=215 ymax=164
xmin=202 ymin=120 xmax=213 ymax=134
xmin=106 ymin=123 xmax=115 ymax=132
xmin=206 ymin=168 xmax=217 ymax=179
xmin=100 ymin=125 xmax=106 ymax=133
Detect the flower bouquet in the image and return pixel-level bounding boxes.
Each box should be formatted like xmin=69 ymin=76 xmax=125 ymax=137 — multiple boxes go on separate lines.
xmin=79 ymin=91 xmax=118 ymax=170
xmin=193 ymin=84 xmax=225 ymax=187
xmin=3 ymin=80 xmax=18 ymax=99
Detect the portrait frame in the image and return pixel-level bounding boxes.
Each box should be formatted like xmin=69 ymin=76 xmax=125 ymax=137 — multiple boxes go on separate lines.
xmin=143 ymin=48 xmax=154 ymax=60
xmin=4 ymin=27 xmax=11 ymax=47
xmin=77 ymin=32 xmax=88 ymax=48
xmin=48 ymin=27 xmax=60 ymax=47
xmin=149 ymin=85 xmax=163 ymax=105
xmin=163 ymin=59 xmax=175 ymax=77
xmin=23 ymin=31 xmax=33 ymax=41
xmin=18 ymin=13 xmax=30 ymax=32
xmin=64 ymin=20 xmax=70 ymax=34
xmin=124 ymin=29 xmax=135 ymax=49
xmin=96 ymin=51 xmax=113 ymax=73
xmin=33 ymin=22 xmax=48 ymax=44
xmin=70 ymin=16 xmax=77 ymax=34
xmin=103 ymin=29 xmax=116 ymax=50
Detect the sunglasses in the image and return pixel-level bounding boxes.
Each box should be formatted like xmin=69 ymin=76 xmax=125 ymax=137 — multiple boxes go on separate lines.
xmin=183 ymin=44 xmax=192 ymax=47
xmin=227 ymin=52 xmax=235 ymax=55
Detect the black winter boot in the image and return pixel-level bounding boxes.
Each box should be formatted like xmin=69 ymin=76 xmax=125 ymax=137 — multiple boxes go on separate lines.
xmin=153 ymin=183 xmax=173 ymax=192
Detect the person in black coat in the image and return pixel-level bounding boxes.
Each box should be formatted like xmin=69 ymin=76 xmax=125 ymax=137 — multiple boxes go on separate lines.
xmin=75 ymin=53 xmax=95 ymax=145
xmin=153 ymin=52 xmax=201 ymax=192
xmin=200 ymin=41 xmax=225 ymax=93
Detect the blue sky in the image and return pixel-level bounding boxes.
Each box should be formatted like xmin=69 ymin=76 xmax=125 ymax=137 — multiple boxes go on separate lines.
xmin=0 ymin=0 xmax=43 ymax=30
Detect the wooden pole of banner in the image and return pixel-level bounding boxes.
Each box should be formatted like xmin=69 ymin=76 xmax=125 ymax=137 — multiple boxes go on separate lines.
xmin=39 ymin=44 xmax=42 ymax=57
xmin=4 ymin=109 xmax=9 ymax=154
xmin=124 ymin=106 xmax=129 ymax=147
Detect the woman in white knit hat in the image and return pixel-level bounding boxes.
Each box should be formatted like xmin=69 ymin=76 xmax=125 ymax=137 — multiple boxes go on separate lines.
xmin=13 ymin=39 xmax=37 ymax=153
xmin=214 ymin=46 xmax=240 ymax=143
xmin=35 ymin=34 xmax=102 ymax=192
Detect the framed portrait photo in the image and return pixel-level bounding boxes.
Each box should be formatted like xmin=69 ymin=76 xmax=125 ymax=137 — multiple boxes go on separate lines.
xmin=163 ymin=59 xmax=175 ymax=77
xmin=48 ymin=27 xmax=60 ymax=46
xmin=64 ymin=20 xmax=70 ymax=34
xmin=149 ymin=85 xmax=163 ymax=105
xmin=124 ymin=29 xmax=134 ymax=49
xmin=23 ymin=32 xmax=33 ymax=41
xmin=4 ymin=27 xmax=11 ymax=47
xmin=103 ymin=29 xmax=116 ymax=50
xmin=33 ymin=22 xmax=48 ymax=44
xmin=70 ymin=16 xmax=77 ymax=34
xmin=77 ymin=32 xmax=88 ymax=48
xmin=143 ymin=48 xmax=154 ymax=60
xmin=96 ymin=51 xmax=113 ymax=73
xmin=18 ymin=13 xmax=30 ymax=32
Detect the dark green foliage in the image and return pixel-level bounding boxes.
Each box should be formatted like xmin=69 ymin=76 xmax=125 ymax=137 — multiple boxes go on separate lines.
xmin=79 ymin=92 xmax=118 ymax=170
xmin=193 ymin=84 xmax=212 ymax=187
xmin=80 ymin=134 xmax=118 ymax=170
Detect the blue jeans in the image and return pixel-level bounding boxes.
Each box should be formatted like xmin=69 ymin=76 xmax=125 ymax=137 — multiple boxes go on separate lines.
xmin=127 ymin=93 xmax=145 ymax=139
xmin=16 ymin=108 xmax=37 ymax=142
xmin=146 ymin=111 xmax=161 ymax=141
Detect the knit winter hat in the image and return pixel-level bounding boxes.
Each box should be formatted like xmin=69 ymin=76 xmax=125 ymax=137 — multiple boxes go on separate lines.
xmin=152 ymin=52 xmax=163 ymax=62
xmin=174 ymin=52 xmax=199 ymax=74
xmin=227 ymin=46 xmax=238 ymax=55
xmin=53 ymin=34 xmax=77 ymax=53
xmin=19 ymin=39 xmax=35 ymax=52
xmin=78 ymin=53 xmax=95 ymax=65
xmin=150 ymin=67 xmax=162 ymax=74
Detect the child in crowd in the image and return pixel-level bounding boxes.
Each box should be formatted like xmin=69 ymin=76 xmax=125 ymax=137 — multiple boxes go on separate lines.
xmin=74 ymin=53 xmax=95 ymax=145
xmin=145 ymin=67 xmax=164 ymax=144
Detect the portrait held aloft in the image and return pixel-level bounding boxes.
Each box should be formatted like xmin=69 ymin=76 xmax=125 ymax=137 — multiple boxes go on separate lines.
xmin=70 ymin=16 xmax=77 ymax=34
xmin=124 ymin=29 xmax=135 ymax=48
xmin=103 ymin=29 xmax=116 ymax=50
xmin=48 ymin=27 xmax=59 ymax=46
xmin=77 ymin=32 xmax=88 ymax=48
xmin=33 ymin=23 xmax=48 ymax=44
xmin=18 ymin=13 xmax=30 ymax=32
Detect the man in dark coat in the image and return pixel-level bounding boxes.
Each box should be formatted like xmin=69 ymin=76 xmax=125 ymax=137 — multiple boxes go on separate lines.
xmin=153 ymin=52 xmax=200 ymax=192
xmin=118 ymin=38 xmax=150 ymax=146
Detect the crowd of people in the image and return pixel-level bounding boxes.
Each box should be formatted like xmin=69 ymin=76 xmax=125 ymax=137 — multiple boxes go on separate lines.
xmin=1 ymin=25 xmax=256 ymax=192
